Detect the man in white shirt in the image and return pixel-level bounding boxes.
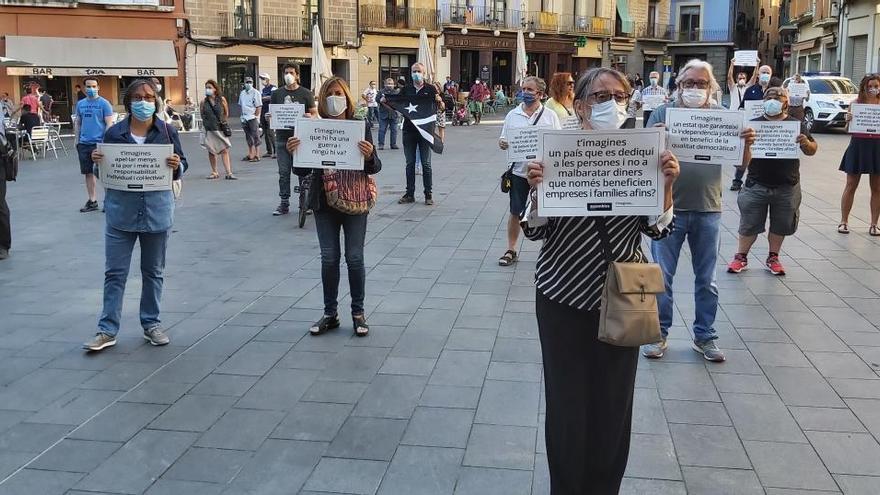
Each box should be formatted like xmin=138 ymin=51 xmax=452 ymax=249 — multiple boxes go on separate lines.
xmin=362 ymin=81 xmax=378 ymax=129
xmin=726 ymin=58 xmax=756 ymax=111
xmin=641 ymin=71 xmax=667 ymax=127
xmin=497 ymin=76 xmax=561 ymax=266
xmin=238 ymin=76 xmax=262 ymax=162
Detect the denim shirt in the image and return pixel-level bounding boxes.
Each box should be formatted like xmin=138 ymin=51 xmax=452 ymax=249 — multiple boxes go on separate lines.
xmin=101 ymin=118 xmax=188 ymax=233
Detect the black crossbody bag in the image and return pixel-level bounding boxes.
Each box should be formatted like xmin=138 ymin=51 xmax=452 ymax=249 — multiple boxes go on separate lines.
xmin=501 ymin=106 xmax=545 ymax=193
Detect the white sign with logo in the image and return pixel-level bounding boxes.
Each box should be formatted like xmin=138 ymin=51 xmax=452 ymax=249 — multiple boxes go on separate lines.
xmin=665 ymin=108 xmax=744 ymax=166
xmin=788 ymin=83 xmax=809 ymax=99
xmin=734 ymin=50 xmax=759 ymax=67
xmin=293 ymin=119 xmax=365 ymax=170
xmin=97 ymin=144 xmax=174 ymax=192
xmin=848 ymin=104 xmax=880 ymax=135
xmin=642 ymin=94 xmax=666 ymax=111
xmin=506 ymin=125 xmax=551 ymax=162
xmin=743 ymin=100 xmax=765 ymax=122
xmin=750 ymin=120 xmax=801 ymax=159
xmin=269 ymin=103 xmax=306 ymax=130
xmin=537 ymin=128 xmax=666 ymax=217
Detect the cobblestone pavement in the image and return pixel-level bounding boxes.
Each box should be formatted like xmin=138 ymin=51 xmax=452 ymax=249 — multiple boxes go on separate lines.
xmin=1 ymin=119 xmax=879 ymax=494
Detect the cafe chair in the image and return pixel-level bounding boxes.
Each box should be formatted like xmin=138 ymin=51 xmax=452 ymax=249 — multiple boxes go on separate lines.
xmin=47 ymin=124 xmax=68 ymax=157
xmin=23 ymin=126 xmax=55 ymax=160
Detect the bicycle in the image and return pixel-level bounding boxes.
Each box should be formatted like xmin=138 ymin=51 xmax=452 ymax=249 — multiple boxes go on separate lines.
xmin=293 ymin=175 xmax=310 ymax=228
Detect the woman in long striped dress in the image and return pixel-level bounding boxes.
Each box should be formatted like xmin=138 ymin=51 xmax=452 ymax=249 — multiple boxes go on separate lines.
xmin=522 ymin=67 xmax=680 ymax=494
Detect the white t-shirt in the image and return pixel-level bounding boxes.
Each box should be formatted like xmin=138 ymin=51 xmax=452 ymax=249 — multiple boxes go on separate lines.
xmin=500 ymin=103 xmax=562 ymax=177
xmin=131 ymin=133 xmax=147 ymax=145
xmin=728 ymin=82 xmax=746 ymax=110
xmin=238 ymin=88 xmax=261 ymax=121
xmin=363 ymin=87 xmax=378 ymax=108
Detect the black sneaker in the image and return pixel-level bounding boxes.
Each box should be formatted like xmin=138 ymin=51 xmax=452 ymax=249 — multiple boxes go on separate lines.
xmin=273 ymin=203 xmax=290 ymax=216
xmin=398 ymin=195 xmax=415 ymax=204
xmin=390 ymin=146 xmax=400 ymax=149
xmin=425 ymin=194 xmax=434 ymax=206
xmin=730 ymin=180 xmax=742 ymax=191
xmin=353 ymin=314 xmax=369 ymax=337
xmin=80 ymin=200 xmax=99 ymax=213
xmin=310 ymin=314 xmax=340 ymax=335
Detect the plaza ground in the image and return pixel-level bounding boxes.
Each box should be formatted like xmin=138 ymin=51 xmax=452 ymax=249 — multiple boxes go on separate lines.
xmin=1 ymin=118 xmax=879 ymax=494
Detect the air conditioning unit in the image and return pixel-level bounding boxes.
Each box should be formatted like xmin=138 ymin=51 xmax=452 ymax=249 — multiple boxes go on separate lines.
xmin=615 ymin=55 xmax=628 ymax=64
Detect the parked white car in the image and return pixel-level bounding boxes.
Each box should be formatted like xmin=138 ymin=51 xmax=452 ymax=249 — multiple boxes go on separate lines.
xmin=782 ymin=74 xmax=858 ymax=132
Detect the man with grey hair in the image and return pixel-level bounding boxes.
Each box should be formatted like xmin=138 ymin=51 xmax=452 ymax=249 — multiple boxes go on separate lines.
xmin=643 ymin=59 xmax=735 ymax=363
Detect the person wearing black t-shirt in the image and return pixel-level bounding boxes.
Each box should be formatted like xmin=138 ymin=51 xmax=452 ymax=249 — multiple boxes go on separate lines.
xmin=268 ymin=64 xmax=317 ymax=216
xmin=728 ymin=87 xmax=818 ymax=276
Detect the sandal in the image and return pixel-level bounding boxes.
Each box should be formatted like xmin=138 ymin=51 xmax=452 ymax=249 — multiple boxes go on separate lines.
xmin=225 ymin=174 xmax=238 ymax=180
xmin=310 ymin=314 xmax=340 ymax=336
xmin=870 ymin=225 xmax=880 ymax=237
xmin=353 ymin=314 xmax=369 ymax=337
xmin=205 ymin=173 xmax=220 ymax=180
xmin=838 ymin=223 xmax=849 ymax=234
xmin=498 ymin=250 xmax=518 ymax=266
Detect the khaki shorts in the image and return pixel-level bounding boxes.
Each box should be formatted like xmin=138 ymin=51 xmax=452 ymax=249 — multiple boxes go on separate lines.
xmin=737 ymin=180 xmax=801 ymax=236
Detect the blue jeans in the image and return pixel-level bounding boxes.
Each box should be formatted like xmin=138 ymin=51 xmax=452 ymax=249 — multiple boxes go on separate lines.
xmin=314 ymin=207 xmax=368 ymax=316
xmin=403 ymin=132 xmax=432 ymax=196
xmin=368 ymin=107 xmax=379 ymax=127
xmin=378 ymin=118 xmax=397 ymax=147
xmin=651 ymin=211 xmax=720 ymax=343
xmin=98 ymin=225 xmax=169 ymax=336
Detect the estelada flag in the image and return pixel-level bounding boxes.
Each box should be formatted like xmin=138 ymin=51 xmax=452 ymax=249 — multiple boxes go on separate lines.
xmin=382 ymin=94 xmax=444 ymax=154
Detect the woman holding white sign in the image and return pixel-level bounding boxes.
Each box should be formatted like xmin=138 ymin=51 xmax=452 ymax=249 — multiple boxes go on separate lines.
xmin=83 ymin=79 xmax=188 ymax=352
xmin=838 ymin=74 xmax=880 ymax=236
xmin=522 ymin=67 xmax=680 ymax=493
xmin=286 ymin=76 xmax=381 ymax=338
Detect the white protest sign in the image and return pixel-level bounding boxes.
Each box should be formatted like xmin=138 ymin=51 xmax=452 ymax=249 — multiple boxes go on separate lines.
xmin=642 ymin=94 xmax=666 ymax=111
xmin=506 ymin=125 xmax=550 ymax=162
xmin=561 ymin=116 xmax=581 ymax=130
xmin=743 ymin=100 xmax=765 ymax=122
xmin=788 ymin=83 xmax=809 ymax=99
xmin=665 ymin=108 xmax=744 ymax=166
xmin=293 ymin=119 xmax=365 ymax=170
xmin=269 ymin=103 xmax=305 ymax=130
xmin=734 ymin=50 xmax=759 ymax=67
xmin=97 ymin=143 xmax=174 ymax=192
xmin=848 ymin=104 xmax=880 ymax=135
xmin=750 ymin=120 xmax=801 ymax=159
xmin=537 ymin=128 xmax=665 ymax=217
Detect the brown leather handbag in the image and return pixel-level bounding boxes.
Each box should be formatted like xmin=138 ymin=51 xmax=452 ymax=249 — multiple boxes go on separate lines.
xmin=595 ymin=217 xmax=665 ymax=347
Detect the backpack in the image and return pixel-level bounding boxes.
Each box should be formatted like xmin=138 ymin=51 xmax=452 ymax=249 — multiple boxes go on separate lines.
xmin=322 ymin=169 xmax=377 ymax=215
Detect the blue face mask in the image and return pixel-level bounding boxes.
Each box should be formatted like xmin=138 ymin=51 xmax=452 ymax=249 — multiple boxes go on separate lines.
xmin=245 ymin=83 xmax=253 ymax=91
xmin=520 ymin=91 xmax=537 ymax=104
xmin=763 ymin=99 xmax=783 ymax=116
xmin=759 ymin=73 xmax=771 ymax=85
xmin=85 ymin=87 xmax=98 ymax=98
xmin=131 ymin=100 xmax=156 ymax=122
xmin=412 ymin=73 xmax=423 ymax=83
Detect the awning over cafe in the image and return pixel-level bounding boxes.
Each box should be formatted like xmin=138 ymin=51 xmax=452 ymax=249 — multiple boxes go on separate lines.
xmin=4 ymin=36 xmax=178 ymax=77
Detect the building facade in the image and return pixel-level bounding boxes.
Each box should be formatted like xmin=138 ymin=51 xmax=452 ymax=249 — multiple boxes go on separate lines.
xmin=0 ymin=0 xmax=185 ymax=121
xmin=608 ymin=0 xmax=674 ymax=84
xmin=788 ymin=0 xmax=839 ymax=76
xmin=837 ymin=0 xmax=879 ymax=84
xmin=665 ymin=0 xmax=736 ymax=86
xmin=185 ymin=0 xmax=357 ymax=115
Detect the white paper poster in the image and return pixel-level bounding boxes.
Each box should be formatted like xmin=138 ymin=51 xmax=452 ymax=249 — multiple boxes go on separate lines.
xmin=97 ymin=143 xmax=174 ymax=192
xmin=537 ymin=128 xmax=666 ymax=217
xmin=665 ymin=108 xmax=744 ymax=166
xmin=506 ymin=125 xmax=550 ymax=162
xmin=788 ymin=83 xmax=809 ymax=99
xmin=734 ymin=50 xmax=759 ymax=67
xmin=750 ymin=120 xmax=801 ymax=159
xmin=293 ymin=119 xmax=365 ymax=170
xmin=561 ymin=116 xmax=581 ymax=130
xmin=642 ymin=94 xmax=666 ymax=112
xmin=848 ymin=104 xmax=880 ymax=135
xmin=269 ymin=103 xmax=306 ymax=130
xmin=743 ymin=100 xmax=765 ymax=122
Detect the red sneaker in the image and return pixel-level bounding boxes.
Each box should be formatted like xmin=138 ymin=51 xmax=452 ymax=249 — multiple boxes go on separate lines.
xmin=727 ymin=253 xmax=748 ymax=273
xmin=766 ymin=253 xmax=785 ymax=276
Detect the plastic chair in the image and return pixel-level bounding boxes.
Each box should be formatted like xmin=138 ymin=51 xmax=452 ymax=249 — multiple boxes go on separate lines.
xmin=23 ymin=126 xmax=54 ymax=160
xmin=47 ymin=124 xmax=68 ymax=156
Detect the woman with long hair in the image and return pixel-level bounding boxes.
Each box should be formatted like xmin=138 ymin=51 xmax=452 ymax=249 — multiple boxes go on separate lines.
xmin=544 ymin=72 xmax=575 ymax=121
xmin=839 ymin=74 xmax=880 ymax=235
xmin=200 ymin=79 xmax=236 ymax=180
xmin=287 ymin=76 xmax=382 ymax=337
xmin=83 ymin=79 xmax=188 ymax=352
xmin=524 ymin=67 xmax=680 ymax=493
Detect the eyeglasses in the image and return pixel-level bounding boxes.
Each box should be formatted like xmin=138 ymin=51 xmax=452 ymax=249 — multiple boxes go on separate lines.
xmin=587 ymin=91 xmax=630 ymax=104
xmin=680 ymin=80 xmax=710 ymax=90
xmin=131 ymin=95 xmax=157 ymax=102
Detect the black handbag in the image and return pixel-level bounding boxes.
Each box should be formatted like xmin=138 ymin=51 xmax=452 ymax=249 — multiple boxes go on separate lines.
xmin=500 ymin=106 xmax=544 ymax=193
xmin=1 ymin=131 xmax=17 ymax=182
xmin=207 ymin=98 xmax=232 ymax=137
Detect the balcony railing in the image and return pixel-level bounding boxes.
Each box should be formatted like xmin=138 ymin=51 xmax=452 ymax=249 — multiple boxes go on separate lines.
xmin=789 ymin=0 xmax=814 ymax=24
xmin=672 ymin=28 xmax=733 ymax=43
xmin=615 ymin=21 xmax=674 ymax=40
xmin=360 ymin=4 xmax=439 ymax=31
xmin=439 ymin=4 xmax=611 ymax=36
xmin=218 ymin=12 xmax=343 ymax=44
xmin=812 ymin=0 xmax=837 ymax=27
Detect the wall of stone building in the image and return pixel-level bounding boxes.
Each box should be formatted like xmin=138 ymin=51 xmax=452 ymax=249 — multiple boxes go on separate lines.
xmin=185 ymin=0 xmax=227 ymax=37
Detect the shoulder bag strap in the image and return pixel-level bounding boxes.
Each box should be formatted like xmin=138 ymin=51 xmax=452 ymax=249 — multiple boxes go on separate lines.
xmin=595 ymin=216 xmax=614 ymax=263
xmin=531 ymin=106 xmax=545 ymax=126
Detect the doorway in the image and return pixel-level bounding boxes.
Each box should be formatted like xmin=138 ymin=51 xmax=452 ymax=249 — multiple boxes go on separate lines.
xmin=492 ymin=51 xmax=512 ymax=89
xmin=217 ymin=58 xmax=257 ymax=117
xmin=527 ymin=53 xmax=549 ymax=79
xmin=460 ymin=50 xmax=480 ymax=91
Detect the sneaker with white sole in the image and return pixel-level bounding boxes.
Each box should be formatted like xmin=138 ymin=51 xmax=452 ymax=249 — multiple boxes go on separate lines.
xmin=692 ymin=340 xmax=726 ymax=362
xmin=83 ymin=333 xmax=117 ymax=352
xmin=143 ymin=326 xmax=170 ymax=346
xmin=642 ymin=338 xmax=668 ymax=359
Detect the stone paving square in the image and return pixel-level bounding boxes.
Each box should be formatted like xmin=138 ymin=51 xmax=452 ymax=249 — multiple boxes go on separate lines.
xmin=1 ymin=124 xmax=880 ymax=494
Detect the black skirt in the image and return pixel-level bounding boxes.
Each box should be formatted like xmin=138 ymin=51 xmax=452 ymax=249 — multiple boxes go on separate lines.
xmin=840 ymin=136 xmax=880 ymax=175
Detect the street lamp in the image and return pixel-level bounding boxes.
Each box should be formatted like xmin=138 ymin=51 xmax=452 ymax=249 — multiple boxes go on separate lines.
xmin=528 ymin=32 xmax=535 ymax=39
xmin=493 ymin=29 xmax=500 ymax=37
xmin=461 ymin=27 xmax=468 ymax=35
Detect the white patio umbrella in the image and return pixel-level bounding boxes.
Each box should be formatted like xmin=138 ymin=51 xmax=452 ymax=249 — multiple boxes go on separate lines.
xmin=515 ymin=30 xmax=528 ymax=87
xmin=0 ymin=56 xmax=32 ymax=67
xmin=417 ymin=28 xmax=435 ymax=83
xmin=310 ymin=22 xmax=333 ymax=92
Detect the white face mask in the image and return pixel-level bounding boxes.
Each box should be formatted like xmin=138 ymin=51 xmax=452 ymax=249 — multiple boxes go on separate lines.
xmin=587 ymin=99 xmax=628 ymax=130
xmin=869 ymin=88 xmax=880 ymax=97
xmin=284 ymin=73 xmax=296 ymax=86
xmin=681 ymin=88 xmax=708 ymax=108
xmin=326 ymin=95 xmax=347 ymax=116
